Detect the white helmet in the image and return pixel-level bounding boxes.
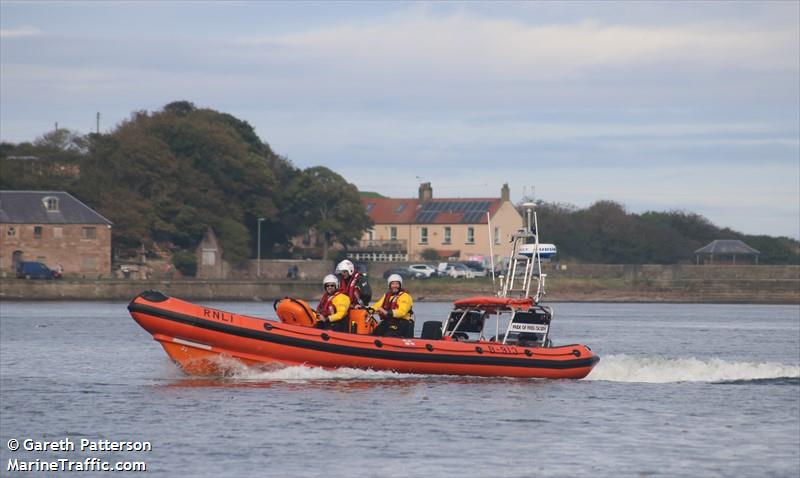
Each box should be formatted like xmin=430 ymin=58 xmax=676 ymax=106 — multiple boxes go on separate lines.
xmin=387 ymin=273 xmax=403 ymax=286
xmin=336 ymin=259 xmax=355 ymax=275
xmin=323 ymin=274 xmax=339 ymax=288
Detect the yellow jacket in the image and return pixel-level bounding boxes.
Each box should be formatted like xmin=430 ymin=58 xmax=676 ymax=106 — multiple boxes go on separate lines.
xmin=371 ymin=290 xmax=414 ymax=321
xmin=318 ymin=292 xmax=351 ymax=322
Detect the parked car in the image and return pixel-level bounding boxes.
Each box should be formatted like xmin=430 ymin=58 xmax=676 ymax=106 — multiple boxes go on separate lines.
xmin=407 ymin=264 xmax=437 ymax=279
xmin=15 ymin=261 xmax=58 ymax=280
xmin=443 ymin=263 xmax=475 ymax=279
xmin=461 ymin=261 xmax=488 ymax=277
xmin=382 ymin=268 xmax=423 ymax=280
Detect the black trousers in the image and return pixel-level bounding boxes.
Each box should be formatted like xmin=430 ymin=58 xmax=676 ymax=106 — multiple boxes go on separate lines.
xmin=373 ymin=318 xmax=414 ymax=338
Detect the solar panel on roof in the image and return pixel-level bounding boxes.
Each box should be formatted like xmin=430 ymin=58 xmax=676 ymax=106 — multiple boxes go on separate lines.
xmin=416 ymin=211 xmax=439 ymax=223
xmin=462 ymin=212 xmax=481 ymax=223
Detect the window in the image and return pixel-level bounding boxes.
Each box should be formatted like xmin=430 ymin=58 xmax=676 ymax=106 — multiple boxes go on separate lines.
xmin=466 ymin=227 xmax=475 ymax=244
xmin=443 ymin=227 xmax=451 ymax=244
xmin=42 ymin=196 xmax=59 ymax=212
xmin=390 ymin=227 xmax=397 ymax=241
xmin=420 ymin=227 xmax=428 ymax=244
xmin=202 ymin=249 xmax=216 ymax=266
xmin=367 ymin=229 xmax=374 ymax=241
xmin=54 ymin=227 xmax=63 ymax=239
xmin=82 ymin=227 xmax=97 ymax=240
xmin=34 ymin=226 xmax=43 ymax=239
xmin=366 ymin=203 xmax=375 ymax=213
xmin=6 ymin=226 xmax=15 ymax=237
xmin=395 ymin=204 xmax=406 ymax=213
xmin=494 ymin=227 xmax=500 ymax=245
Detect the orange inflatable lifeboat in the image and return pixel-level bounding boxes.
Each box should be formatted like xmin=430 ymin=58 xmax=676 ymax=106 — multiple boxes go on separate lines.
xmin=129 ymin=205 xmax=599 ymax=378
xmin=128 ymin=290 xmax=598 ymax=379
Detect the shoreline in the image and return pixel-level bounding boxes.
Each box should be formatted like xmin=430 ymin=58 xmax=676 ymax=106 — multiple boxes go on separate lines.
xmin=2 ymin=277 xmax=797 ymax=304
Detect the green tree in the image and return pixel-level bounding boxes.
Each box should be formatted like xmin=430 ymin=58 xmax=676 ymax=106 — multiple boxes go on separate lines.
xmin=529 ymin=200 xmax=799 ymax=264
xmin=286 ymin=166 xmax=372 ymax=259
xmin=75 ymin=103 xmax=286 ymax=265
xmin=172 ymin=250 xmax=197 ymax=276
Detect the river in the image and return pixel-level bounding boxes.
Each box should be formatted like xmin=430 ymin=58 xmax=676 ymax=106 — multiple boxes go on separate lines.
xmin=1 ymin=301 xmax=798 ymax=477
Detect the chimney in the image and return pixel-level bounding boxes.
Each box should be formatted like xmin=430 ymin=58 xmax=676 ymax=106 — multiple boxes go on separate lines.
xmin=418 ymin=182 xmax=432 ymax=202
xmin=501 ymin=183 xmax=510 ymax=202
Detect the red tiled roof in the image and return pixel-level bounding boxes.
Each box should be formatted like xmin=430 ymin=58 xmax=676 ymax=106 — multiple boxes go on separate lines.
xmin=363 ymin=198 xmax=419 ymax=224
xmin=362 ymin=197 xmax=503 ymax=225
xmin=434 ymin=212 xmax=463 ymax=224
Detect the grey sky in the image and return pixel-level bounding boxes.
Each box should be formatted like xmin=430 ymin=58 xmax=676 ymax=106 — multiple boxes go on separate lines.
xmin=2 ymin=1 xmax=798 ymax=238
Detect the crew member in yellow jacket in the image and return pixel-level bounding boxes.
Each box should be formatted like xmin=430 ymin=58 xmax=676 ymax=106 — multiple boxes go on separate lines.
xmin=316 ymin=274 xmax=351 ymax=332
xmin=371 ymin=273 xmax=414 ymax=337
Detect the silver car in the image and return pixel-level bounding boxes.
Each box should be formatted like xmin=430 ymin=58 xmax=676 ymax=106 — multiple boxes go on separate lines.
xmin=407 ymin=264 xmax=437 ymax=279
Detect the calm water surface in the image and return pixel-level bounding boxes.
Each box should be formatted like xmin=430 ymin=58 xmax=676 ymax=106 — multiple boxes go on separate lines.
xmin=1 ymin=301 xmax=798 ymax=477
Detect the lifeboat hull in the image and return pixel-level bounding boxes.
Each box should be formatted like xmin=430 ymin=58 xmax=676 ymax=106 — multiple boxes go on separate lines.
xmin=128 ymin=291 xmax=599 ymax=379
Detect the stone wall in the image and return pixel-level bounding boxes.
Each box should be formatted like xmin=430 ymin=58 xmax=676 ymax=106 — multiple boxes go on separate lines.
xmin=2 ymin=264 xmax=797 ymax=303
xmin=247 ymin=259 xmax=335 ymax=281
xmin=543 ymin=264 xmax=800 ymax=281
xmin=0 ymin=279 xmax=321 ymax=302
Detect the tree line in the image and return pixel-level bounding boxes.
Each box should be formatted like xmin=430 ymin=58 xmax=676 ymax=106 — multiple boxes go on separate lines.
xmin=533 ymin=200 xmax=799 ymax=265
xmin=0 ymin=101 xmax=371 ymax=267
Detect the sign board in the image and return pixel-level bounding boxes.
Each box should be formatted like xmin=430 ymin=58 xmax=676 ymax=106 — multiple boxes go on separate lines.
xmin=509 ymin=323 xmax=549 ymax=334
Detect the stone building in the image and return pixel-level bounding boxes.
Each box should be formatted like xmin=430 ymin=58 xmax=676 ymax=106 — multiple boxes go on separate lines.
xmin=0 ymin=191 xmax=113 ymax=278
xmin=195 ymin=227 xmax=227 ymax=279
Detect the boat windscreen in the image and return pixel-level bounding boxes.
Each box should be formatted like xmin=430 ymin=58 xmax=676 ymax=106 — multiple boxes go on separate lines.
xmin=446 ymin=310 xmax=486 ymax=333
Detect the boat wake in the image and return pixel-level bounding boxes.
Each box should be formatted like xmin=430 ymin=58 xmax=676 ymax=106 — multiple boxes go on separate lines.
xmin=208 ymin=357 xmax=421 ymax=382
xmin=585 ymin=354 xmax=800 ymax=384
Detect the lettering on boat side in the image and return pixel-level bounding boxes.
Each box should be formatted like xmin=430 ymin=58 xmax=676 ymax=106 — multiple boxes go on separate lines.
xmin=486 ymin=345 xmax=519 ymax=355
xmin=202 ymin=308 xmax=235 ymax=323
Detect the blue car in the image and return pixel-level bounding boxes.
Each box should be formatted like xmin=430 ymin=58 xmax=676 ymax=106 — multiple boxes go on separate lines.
xmin=15 ymin=261 xmax=57 ymax=280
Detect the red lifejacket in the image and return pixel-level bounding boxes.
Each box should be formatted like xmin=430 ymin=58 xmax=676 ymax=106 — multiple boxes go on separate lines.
xmin=379 ymin=289 xmax=407 ymax=312
xmin=316 ymin=292 xmax=340 ymax=316
xmin=340 ymin=271 xmax=363 ymax=303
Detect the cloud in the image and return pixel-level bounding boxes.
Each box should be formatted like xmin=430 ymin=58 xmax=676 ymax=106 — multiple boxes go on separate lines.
xmin=238 ymin=12 xmax=799 ymax=77
xmin=0 ymin=25 xmax=43 ymax=38
xmin=0 ymin=4 xmax=797 ymax=237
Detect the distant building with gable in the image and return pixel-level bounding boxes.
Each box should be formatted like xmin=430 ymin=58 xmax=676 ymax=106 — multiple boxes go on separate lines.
xmin=694 ymin=239 xmax=761 ymax=265
xmin=0 ymin=190 xmax=112 ymax=277
xmin=354 ymin=183 xmax=523 ymax=262
xmin=195 ymin=227 xmax=227 ymax=279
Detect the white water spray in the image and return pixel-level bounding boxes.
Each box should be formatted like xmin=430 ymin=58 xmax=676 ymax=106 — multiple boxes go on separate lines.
xmin=585 ymin=354 xmax=800 ymax=383
xmin=213 ymin=359 xmax=419 ymax=382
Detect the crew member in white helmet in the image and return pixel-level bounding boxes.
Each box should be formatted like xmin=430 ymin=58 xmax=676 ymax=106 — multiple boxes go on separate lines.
xmin=315 ymin=274 xmax=351 ymax=332
xmin=335 ymin=259 xmax=372 ymax=306
xmin=370 ymin=273 xmax=414 ymax=337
